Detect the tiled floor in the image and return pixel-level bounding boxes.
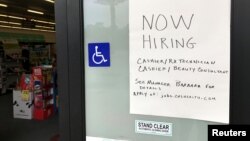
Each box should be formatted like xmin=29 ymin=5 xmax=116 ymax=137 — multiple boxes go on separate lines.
xmin=0 ymin=93 xmax=59 ymax=141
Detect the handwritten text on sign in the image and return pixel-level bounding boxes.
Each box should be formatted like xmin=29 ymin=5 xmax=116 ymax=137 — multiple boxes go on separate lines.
xmin=129 ymin=0 xmax=231 ymax=123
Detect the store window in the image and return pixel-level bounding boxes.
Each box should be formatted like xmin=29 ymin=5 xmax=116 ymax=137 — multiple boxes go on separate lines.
xmin=84 ymin=0 xmax=230 ymax=140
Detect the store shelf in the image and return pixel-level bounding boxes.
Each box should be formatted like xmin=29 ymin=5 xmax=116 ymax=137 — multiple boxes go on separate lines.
xmin=0 ymin=44 xmax=6 ymax=94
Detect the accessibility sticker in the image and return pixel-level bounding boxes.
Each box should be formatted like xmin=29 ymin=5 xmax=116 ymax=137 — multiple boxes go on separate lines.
xmin=88 ymin=43 xmax=110 ymax=67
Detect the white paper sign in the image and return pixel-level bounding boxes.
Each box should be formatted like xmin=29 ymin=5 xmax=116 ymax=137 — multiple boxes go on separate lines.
xmin=129 ymin=0 xmax=231 ymax=123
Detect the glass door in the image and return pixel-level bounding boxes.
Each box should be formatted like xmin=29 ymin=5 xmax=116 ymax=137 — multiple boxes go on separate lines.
xmin=83 ymin=0 xmax=230 ymax=140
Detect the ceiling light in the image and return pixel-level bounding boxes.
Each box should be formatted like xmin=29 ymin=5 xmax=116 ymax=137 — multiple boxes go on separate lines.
xmin=0 ymin=3 xmax=8 ymax=7
xmin=0 ymin=21 xmax=21 ymax=25
xmin=9 ymin=22 xmax=22 ymax=25
xmin=8 ymin=15 xmax=26 ymax=20
xmin=31 ymin=19 xmax=55 ymax=25
xmin=0 ymin=21 xmax=8 ymax=24
xmin=32 ymin=28 xmax=55 ymax=32
xmin=0 ymin=24 xmax=55 ymax=33
xmin=36 ymin=25 xmax=54 ymax=30
xmin=27 ymin=9 xmax=44 ymax=15
xmin=0 ymin=14 xmax=7 ymax=17
xmin=0 ymin=25 xmax=11 ymax=28
xmin=45 ymin=0 xmax=55 ymax=4
xmin=0 ymin=14 xmax=26 ymax=20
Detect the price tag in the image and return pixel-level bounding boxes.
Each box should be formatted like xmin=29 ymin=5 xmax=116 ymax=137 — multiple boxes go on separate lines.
xmin=21 ymin=90 xmax=30 ymax=101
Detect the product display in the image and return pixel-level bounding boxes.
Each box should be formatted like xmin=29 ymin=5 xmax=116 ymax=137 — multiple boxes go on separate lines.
xmin=12 ymin=66 xmax=56 ymax=120
xmin=13 ymin=90 xmax=34 ymax=119
xmin=52 ymin=62 xmax=58 ymax=113
xmin=32 ymin=66 xmax=54 ymax=120
xmin=1 ymin=39 xmax=57 ymax=121
xmin=13 ymin=74 xmax=34 ymax=119
xmin=19 ymin=73 xmax=33 ymax=90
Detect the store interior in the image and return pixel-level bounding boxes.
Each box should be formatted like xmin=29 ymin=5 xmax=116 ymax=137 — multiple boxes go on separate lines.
xmin=0 ymin=0 xmax=59 ymax=141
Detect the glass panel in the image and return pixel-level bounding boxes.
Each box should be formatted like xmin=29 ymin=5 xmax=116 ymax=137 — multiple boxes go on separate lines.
xmin=84 ymin=0 xmax=213 ymax=140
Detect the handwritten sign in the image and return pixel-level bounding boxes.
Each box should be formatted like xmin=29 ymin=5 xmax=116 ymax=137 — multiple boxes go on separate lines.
xmin=129 ymin=0 xmax=231 ymax=123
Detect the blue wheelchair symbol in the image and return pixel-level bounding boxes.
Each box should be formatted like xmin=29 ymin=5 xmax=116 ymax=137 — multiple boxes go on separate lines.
xmin=88 ymin=43 xmax=110 ymax=67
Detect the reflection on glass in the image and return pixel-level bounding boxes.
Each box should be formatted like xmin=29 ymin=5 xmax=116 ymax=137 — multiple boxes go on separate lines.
xmin=95 ymin=0 xmax=126 ymax=28
xmin=85 ymin=0 xmax=128 ymax=28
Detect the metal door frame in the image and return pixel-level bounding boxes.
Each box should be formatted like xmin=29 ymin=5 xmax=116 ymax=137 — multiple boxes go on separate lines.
xmin=55 ymin=0 xmax=85 ymax=141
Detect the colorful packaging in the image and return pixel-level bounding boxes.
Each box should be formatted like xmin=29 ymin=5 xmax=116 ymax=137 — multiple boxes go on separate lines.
xmin=20 ymin=74 xmax=33 ymax=91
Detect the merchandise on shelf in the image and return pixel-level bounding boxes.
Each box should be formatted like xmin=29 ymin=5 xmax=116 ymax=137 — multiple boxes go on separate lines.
xmin=2 ymin=39 xmax=22 ymax=62
xmin=2 ymin=42 xmax=52 ymax=91
xmin=20 ymin=73 xmax=33 ymax=90
xmin=0 ymin=43 xmax=7 ymax=94
xmin=52 ymin=69 xmax=58 ymax=113
xmin=2 ymin=39 xmax=23 ymax=91
xmin=32 ymin=66 xmax=54 ymax=120
xmin=29 ymin=44 xmax=51 ymax=66
xmin=33 ymin=105 xmax=54 ymax=120
xmin=12 ymin=65 xmax=56 ymax=120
